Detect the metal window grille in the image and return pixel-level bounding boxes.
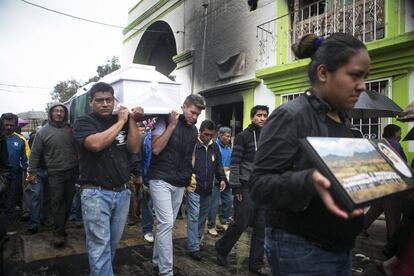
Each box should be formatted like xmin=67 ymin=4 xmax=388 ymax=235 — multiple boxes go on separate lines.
xmin=280 ymin=91 xmax=303 ymax=104
xmin=279 ymin=79 xmax=392 ymax=139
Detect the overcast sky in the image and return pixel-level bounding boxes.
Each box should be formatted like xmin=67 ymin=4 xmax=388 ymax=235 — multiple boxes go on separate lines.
xmin=0 ymin=0 xmax=136 ymax=115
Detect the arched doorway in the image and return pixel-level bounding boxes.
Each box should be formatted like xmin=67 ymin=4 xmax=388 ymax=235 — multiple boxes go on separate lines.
xmin=133 ymin=21 xmax=177 ymax=77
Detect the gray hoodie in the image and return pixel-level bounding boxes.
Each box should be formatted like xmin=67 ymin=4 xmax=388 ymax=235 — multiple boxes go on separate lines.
xmin=28 ymin=103 xmax=78 ymax=174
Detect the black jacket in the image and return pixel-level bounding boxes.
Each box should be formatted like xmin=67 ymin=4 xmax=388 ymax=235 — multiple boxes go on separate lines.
xmin=148 ymin=115 xmax=197 ymax=187
xmin=250 ymin=91 xmax=363 ymax=251
xmin=194 ymin=139 xmax=226 ymax=195
xmin=229 ymin=123 xmax=260 ymax=194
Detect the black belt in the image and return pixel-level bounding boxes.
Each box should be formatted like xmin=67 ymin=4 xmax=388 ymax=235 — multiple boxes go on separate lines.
xmin=81 ymin=184 xmax=128 ymax=192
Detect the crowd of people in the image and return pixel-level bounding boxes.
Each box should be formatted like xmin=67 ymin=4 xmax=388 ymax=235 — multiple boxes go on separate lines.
xmin=0 ymin=31 xmax=414 ymax=276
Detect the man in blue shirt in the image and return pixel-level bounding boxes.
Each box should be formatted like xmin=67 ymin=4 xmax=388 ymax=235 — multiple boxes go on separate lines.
xmin=1 ymin=113 xmax=29 ymax=223
xmin=207 ymin=126 xmax=233 ymax=236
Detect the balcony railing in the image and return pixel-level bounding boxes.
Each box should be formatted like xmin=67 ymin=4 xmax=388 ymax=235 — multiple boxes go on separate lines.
xmin=256 ymin=0 xmax=387 ymax=68
xmin=256 ymin=18 xmax=278 ymax=69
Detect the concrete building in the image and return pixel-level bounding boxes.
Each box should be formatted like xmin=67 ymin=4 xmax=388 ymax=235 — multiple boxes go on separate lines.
xmin=255 ymin=0 xmax=414 ymax=160
xmin=123 ymin=0 xmax=414 ymax=160
xmin=122 ymin=0 xmax=277 ymax=135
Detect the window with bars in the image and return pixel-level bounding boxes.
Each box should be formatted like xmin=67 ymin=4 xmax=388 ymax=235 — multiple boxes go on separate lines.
xmin=350 ymin=79 xmax=391 ymax=139
xmin=279 ymin=78 xmax=392 ymax=139
xmin=280 ymin=92 xmax=303 ymax=104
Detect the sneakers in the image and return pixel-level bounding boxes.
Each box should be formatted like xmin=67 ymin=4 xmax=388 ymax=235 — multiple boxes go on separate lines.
xmin=188 ymin=250 xmax=202 ymax=261
xmin=208 ymin=228 xmax=218 ymax=236
xmin=216 ymin=223 xmax=228 ymax=232
xmin=144 ymin=233 xmax=154 ymax=243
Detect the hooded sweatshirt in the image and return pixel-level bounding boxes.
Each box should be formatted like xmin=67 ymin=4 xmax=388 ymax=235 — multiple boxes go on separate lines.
xmin=28 ymin=103 xmax=78 ymax=174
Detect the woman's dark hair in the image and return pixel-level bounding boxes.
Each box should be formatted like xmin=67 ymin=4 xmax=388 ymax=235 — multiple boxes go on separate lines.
xmin=291 ymin=33 xmax=367 ymax=84
xmin=383 ymin=124 xmax=401 ymax=139
xmin=88 ymin=82 xmax=114 ymax=100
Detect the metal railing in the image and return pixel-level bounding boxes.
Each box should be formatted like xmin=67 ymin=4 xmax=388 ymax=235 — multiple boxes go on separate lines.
xmin=256 ymin=0 xmax=387 ymax=68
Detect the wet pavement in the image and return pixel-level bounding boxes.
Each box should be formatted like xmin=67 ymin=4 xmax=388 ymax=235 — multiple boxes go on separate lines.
xmin=3 ymin=210 xmax=388 ymax=275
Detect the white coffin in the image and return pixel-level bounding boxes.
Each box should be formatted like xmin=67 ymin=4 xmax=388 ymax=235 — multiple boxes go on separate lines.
xmin=100 ymin=64 xmax=181 ymax=115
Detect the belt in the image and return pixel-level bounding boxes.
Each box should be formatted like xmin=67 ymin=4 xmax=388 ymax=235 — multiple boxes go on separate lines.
xmin=81 ymin=184 xmax=128 ymax=192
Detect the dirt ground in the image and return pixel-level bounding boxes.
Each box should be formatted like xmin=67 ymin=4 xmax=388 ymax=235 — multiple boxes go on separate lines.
xmin=3 ymin=209 xmax=388 ymax=275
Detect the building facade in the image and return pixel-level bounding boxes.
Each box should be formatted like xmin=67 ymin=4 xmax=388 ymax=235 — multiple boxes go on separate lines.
xmin=256 ymin=0 xmax=414 ymax=160
xmin=123 ymin=0 xmax=414 ymax=160
xmin=122 ymin=0 xmax=277 ymax=135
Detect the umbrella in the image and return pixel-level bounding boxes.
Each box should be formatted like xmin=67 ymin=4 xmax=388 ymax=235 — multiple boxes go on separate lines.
xmin=17 ymin=110 xmax=47 ymax=120
xmin=346 ymin=90 xmax=403 ymax=119
xmin=17 ymin=118 xmax=30 ymax=127
xmin=403 ymin=127 xmax=414 ymax=141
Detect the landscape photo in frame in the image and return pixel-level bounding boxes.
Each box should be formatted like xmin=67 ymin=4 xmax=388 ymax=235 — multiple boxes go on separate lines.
xmin=302 ymin=137 xmax=414 ymax=209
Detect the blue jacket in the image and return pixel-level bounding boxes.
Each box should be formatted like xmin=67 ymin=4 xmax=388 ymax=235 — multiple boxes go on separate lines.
xmin=215 ymin=138 xmax=231 ymax=168
xmin=142 ymin=131 xmax=152 ymax=186
xmin=194 ymin=138 xmax=226 ymax=195
xmin=6 ymin=132 xmax=29 ymax=178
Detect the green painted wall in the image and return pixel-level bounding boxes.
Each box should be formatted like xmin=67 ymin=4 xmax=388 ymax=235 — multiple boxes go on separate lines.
xmin=276 ymin=0 xmax=289 ymax=65
xmin=391 ymin=75 xmax=412 ymax=162
xmin=386 ymin=0 xmax=405 ymax=37
xmin=242 ymin=90 xmax=255 ymax=129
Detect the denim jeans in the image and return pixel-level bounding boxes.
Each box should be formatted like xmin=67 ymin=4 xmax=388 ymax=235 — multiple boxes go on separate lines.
xmin=149 ymin=179 xmax=184 ymax=276
xmin=69 ymin=187 xmax=82 ymax=221
xmin=141 ymin=186 xmax=153 ymax=235
xmin=29 ymin=168 xmax=48 ymax=226
xmin=215 ymin=189 xmax=265 ymax=270
xmin=207 ymin=184 xmax=233 ymax=229
xmin=187 ymin=192 xmax=211 ymax=252
xmin=81 ymin=187 xmax=130 ymax=276
xmin=265 ymin=228 xmax=352 ymax=276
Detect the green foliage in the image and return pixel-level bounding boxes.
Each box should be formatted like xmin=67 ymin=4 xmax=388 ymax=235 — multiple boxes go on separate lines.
xmin=85 ymin=56 xmax=121 ymax=84
xmin=50 ymin=79 xmax=81 ymax=103
xmin=51 ymin=56 xmax=121 ymax=103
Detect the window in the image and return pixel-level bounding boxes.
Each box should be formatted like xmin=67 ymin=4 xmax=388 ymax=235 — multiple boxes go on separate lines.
xmin=280 ymin=79 xmax=392 ymax=140
xmin=299 ymin=0 xmax=329 ymax=20
xmin=350 ymin=79 xmax=391 ymax=139
xmin=280 ymin=91 xmax=303 ymax=104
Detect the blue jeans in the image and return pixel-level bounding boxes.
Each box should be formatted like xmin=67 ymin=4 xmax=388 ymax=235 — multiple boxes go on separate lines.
xmin=187 ymin=192 xmax=211 ymax=252
xmin=70 ymin=188 xmax=82 ymax=221
xmin=141 ymin=186 xmax=153 ymax=235
xmin=81 ymin=187 xmax=130 ymax=276
xmin=29 ymin=168 xmax=48 ymax=226
xmin=207 ymin=184 xmax=232 ymax=229
xmin=150 ymin=179 xmax=184 ymax=276
xmin=265 ymin=228 xmax=352 ymax=276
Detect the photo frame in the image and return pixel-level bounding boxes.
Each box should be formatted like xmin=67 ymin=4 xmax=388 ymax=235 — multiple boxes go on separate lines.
xmin=300 ymin=137 xmax=414 ymax=211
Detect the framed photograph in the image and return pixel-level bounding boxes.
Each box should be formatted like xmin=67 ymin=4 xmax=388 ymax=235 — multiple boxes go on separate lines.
xmin=300 ymin=137 xmax=414 ymax=211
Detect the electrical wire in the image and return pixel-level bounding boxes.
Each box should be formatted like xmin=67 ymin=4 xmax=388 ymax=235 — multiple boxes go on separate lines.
xmin=0 ymin=88 xmax=50 ymax=94
xmin=0 ymin=82 xmax=51 ymax=90
xmin=20 ymin=0 xmax=171 ymax=34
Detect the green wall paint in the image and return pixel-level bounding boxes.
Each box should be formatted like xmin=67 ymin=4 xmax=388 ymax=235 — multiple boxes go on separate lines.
xmin=123 ymin=0 xmax=183 ymax=44
xmin=391 ymin=75 xmax=412 ymax=162
xmin=276 ymin=0 xmax=289 ymax=65
xmin=386 ymin=0 xmax=405 ymax=37
xmin=242 ymin=90 xmax=254 ymax=130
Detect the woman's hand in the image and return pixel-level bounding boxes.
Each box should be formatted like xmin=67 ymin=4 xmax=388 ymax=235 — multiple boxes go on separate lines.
xmin=312 ymin=170 xmax=364 ymax=219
